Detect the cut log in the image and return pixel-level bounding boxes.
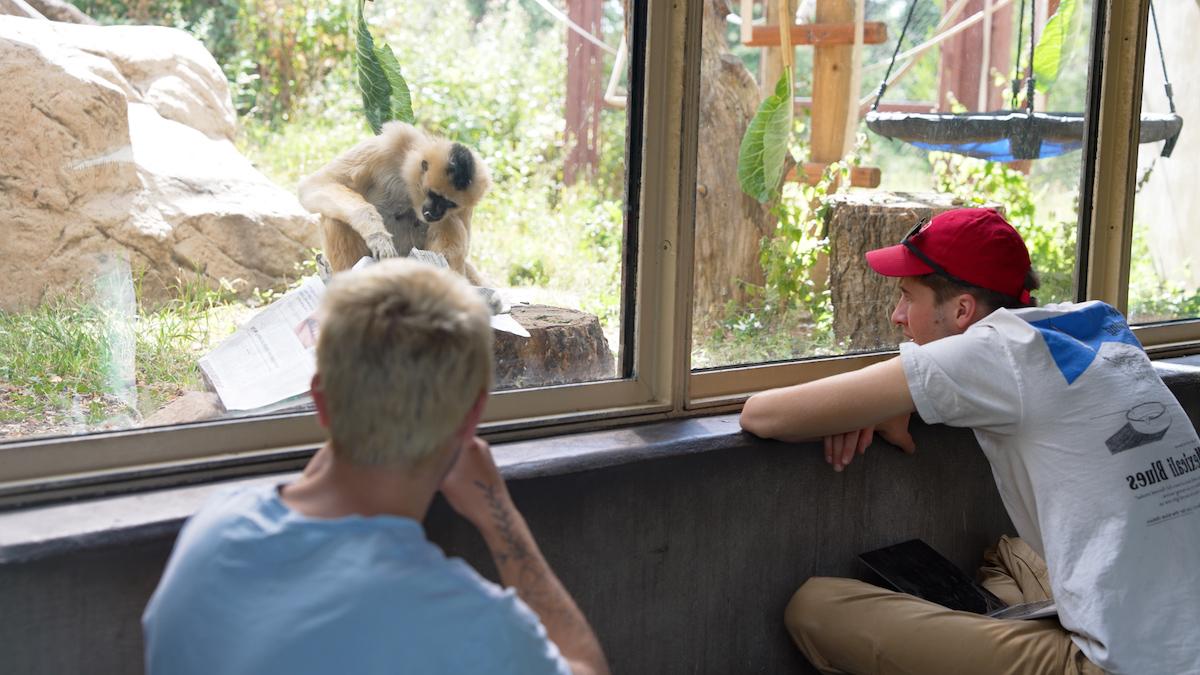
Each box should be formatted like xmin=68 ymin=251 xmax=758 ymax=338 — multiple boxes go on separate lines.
xmin=826 ymin=192 xmax=1001 ymax=351
xmin=494 ymin=305 xmax=616 ymax=390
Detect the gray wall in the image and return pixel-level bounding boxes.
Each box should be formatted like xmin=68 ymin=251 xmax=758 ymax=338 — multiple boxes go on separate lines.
xmin=4 ymin=359 xmax=1199 ymax=674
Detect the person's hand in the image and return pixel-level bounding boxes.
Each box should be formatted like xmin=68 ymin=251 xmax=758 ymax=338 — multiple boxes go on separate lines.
xmin=440 ymin=436 xmax=509 ymax=527
xmin=823 ymin=414 xmax=915 ymax=472
xmin=876 ymin=413 xmax=916 ymax=455
xmin=825 ymin=426 xmax=874 ymax=472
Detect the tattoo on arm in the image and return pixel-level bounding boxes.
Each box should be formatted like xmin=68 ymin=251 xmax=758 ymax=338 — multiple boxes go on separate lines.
xmin=472 ymin=480 xmax=610 ymax=673
xmin=474 ymin=480 xmax=582 ymax=629
xmin=476 ymin=479 xmax=529 ymax=566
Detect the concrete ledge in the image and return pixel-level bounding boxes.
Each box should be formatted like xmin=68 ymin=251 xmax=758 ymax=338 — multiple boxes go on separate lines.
xmin=1 ymin=357 xmax=1198 ymax=674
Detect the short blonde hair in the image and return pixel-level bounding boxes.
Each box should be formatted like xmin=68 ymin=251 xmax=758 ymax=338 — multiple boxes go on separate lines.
xmin=315 ymin=259 xmax=493 ymax=465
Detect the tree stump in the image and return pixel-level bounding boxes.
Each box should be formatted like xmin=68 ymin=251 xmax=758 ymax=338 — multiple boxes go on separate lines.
xmin=493 ymin=305 xmax=616 ymax=390
xmin=827 ymin=192 xmax=987 ymax=351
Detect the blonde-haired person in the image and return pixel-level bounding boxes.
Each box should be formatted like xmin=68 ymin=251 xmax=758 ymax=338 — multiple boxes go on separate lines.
xmin=144 ymin=260 xmax=609 ymax=675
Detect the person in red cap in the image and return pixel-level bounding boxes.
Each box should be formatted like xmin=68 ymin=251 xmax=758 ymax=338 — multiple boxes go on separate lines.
xmin=740 ymin=208 xmax=1200 ymax=675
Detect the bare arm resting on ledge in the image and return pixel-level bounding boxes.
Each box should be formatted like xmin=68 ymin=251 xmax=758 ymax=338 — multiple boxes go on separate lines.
xmin=739 ymin=357 xmax=916 ymax=470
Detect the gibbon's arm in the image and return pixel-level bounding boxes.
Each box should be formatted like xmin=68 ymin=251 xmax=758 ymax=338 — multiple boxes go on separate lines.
xmin=740 ymin=357 xmax=915 ymax=443
xmin=297 ymin=179 xmax=386 ymax=234
xmin=425 ymin=214 xmax=470 ymax=276
xmin=298 ymin=136 xmax=400 ymax=259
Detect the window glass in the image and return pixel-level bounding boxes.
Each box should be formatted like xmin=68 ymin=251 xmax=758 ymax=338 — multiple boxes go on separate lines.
xmin=692 ymin=0 xmax=1091 ymax=369
xmin=1128 ymin=1 xmax=1199 ymax=325
xmin=0 ymin=0 xmax=630 ymax=442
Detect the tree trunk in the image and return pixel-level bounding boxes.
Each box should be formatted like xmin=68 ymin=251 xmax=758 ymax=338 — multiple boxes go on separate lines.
xmin=693 ymin=0 xmax=775 ymax=334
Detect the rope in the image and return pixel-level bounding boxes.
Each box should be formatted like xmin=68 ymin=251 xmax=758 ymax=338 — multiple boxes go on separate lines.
xmin=1012 ymin=0 xmax=1026 ymax=110
xmin=1149 ymin=0 xmax=1175 ymax=114
xmin=1024 ymin=0 xmax=1035 ymax=113
xmin=528 ymin=0 xmax=618 ymax=56
xmin=872 ymin=0 xmax=920 ymax=111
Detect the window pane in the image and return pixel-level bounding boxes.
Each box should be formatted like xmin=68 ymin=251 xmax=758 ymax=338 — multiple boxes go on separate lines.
xmin=1 ymin=0 xmax=630 ymax=443
xmin=1128 ymin=1 xmax=1199 ymax=325
xmin=692 ymin=0 xmax=1091 ymax=369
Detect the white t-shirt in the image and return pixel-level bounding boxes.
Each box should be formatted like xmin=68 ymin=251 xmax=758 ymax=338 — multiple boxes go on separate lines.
xmin=901 ymin=301 xmax=1200 ymax=675
xmin=143 ymin=484 xmax=571 ymax=675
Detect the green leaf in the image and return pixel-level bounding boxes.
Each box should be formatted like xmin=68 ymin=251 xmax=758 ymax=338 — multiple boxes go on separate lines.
xmin=376 ymin=43 xmax=415 ymax=124
xmin=1032 ymin=0 xmax=1076 ymax=94
xmin=355 ymin=0 xmax=393 ymax=134
xmin=738 ymin=69 xmax=794 ymax=204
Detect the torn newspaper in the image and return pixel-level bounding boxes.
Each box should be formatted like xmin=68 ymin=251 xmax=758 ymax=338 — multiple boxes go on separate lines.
xmin=200 ymin=252 xmax=529 ymax=411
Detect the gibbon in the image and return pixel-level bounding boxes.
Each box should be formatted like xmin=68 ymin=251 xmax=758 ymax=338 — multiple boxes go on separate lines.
xmin=298 ymin=121 xmax=492 ymax=284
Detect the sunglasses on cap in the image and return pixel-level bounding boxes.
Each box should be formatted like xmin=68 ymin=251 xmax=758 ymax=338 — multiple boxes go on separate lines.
xmin=900 ymin=218 xmax=976 ymax=289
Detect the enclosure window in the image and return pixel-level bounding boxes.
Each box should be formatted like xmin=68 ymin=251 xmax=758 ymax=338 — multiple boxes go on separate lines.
xmin=1127 ymin=0 xmax=1200 ymax=326
xmin=0 ymin=0 xmax=633 ymax=446
xmin=691 ymin=0 xmax=1095 ymax=370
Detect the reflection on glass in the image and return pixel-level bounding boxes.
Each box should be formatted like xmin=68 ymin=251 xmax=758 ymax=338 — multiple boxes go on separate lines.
xmin=0 ymin=0 xmax=628 ymax=442
xmin=1128 ymin=1 xmax=1199 ymax=325
xmin=692 ymin=0 xmax=1091 ymax=369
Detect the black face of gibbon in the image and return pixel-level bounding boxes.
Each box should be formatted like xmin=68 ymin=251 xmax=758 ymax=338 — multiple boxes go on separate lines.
xmin=421 ymin=191 xmax=458 ymax=223
xmin=418 ymin=143 xmax=479 ymax=223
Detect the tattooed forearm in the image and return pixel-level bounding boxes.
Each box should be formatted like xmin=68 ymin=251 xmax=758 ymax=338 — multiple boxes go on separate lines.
xmin=470 ymin=480 xmax=610 ymax=674
xmin=474 ymin=480 xmax=588 ymax=632
xmin=475 ymin=479 xmax=530 ymax=566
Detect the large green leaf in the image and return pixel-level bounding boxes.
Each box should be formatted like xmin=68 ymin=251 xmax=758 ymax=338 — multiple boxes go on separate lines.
xmin=355 ymin=0 xmax=390 ymax=133
xmin=1032 ymin=0 xmax=1076 ymax=94
xmin=376 ymin=43 xmax=415 ymax=125
xmin=738 ymin=69 xmax=794 ymax=204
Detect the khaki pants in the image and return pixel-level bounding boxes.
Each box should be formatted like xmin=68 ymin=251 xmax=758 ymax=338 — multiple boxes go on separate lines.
xmin=784 ymin=536 xmax=1106 ymax=675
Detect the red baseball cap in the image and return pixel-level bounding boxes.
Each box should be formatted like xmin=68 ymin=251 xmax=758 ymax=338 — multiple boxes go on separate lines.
xmin=864 ymin=208 xmax=1031 ymax=301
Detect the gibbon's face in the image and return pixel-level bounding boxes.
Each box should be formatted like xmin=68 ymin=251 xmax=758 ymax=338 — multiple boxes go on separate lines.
xmin=412 ymin=141 xmax=491 ymax=224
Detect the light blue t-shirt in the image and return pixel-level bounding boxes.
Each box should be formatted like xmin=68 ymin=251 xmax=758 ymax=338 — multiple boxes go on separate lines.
xmin=143 ymin=484 xmax=571 ymax=675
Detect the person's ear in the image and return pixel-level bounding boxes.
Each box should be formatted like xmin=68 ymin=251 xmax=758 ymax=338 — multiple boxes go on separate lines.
xmin=952 ymin=293 xmax=979 ymax=332
xmin=310 ymin=374 xmax=331 ymax=429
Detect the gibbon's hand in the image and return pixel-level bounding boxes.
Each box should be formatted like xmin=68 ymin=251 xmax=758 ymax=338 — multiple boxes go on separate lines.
xmin=365 ymin=231 xmax=399 ymax=260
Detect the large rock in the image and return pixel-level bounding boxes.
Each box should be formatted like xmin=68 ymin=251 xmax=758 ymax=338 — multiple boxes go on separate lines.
xmin=0 ymin=16 xmax=318 ymax=311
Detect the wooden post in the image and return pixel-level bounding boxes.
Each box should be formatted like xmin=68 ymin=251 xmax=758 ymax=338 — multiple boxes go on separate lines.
xmin=810 ymin=0 xmax=856 ymax=164
xmin=760 ymin=0 xmax=799 ymax=99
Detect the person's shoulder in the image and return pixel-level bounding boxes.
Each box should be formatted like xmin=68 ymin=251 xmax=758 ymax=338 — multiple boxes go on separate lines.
xmin=176 ymin=483 xmax=282 ymax=546
xmin=1009 ymin=299 xmax=1116 ymax=323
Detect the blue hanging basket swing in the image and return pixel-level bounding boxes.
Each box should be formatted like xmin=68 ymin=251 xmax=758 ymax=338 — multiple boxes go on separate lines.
xmin=865 ymin=0 xmax=1183 ymax=162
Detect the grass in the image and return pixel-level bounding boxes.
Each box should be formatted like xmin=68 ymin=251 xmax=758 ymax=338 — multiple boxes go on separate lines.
xmin=0 ymin=275 xmax=246 ymax=439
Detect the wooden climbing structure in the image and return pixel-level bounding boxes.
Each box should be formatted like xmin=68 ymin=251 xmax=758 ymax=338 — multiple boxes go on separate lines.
xmin=738 ymin=0 xmax=885 ymax=188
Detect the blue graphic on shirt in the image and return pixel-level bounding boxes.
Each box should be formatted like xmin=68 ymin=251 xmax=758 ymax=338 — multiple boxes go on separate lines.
xmin=1029 ymin=303 xmax=1142 ymax=385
